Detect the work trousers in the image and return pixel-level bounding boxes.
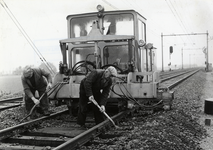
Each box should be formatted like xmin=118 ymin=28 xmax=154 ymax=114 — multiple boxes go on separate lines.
xmin=77 ymin=93 xmax=104 ymax=125
xmin=24 ymin=89 xmax=49 ymax=113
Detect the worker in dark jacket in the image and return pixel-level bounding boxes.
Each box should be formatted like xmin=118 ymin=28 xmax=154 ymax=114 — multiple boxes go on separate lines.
xmin=21 ymin=66 xmax=52 ymax=117
xmin=77 ymin=66 xmax=117 ymax=127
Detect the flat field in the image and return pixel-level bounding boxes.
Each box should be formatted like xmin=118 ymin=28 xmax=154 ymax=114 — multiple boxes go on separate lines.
xmin=0 ymin=75 xmax=22 ymax=94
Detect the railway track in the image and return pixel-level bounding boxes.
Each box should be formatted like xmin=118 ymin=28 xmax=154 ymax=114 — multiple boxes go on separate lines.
xmin=0 ymin=69 xmax=201 ymax=150
xmin=0 ymin=106 xmax=129 ymax=150
xmin=0 ymin=97 xmax=23 ymax=111
xmin=159 ymin=68 xmax=201 ymax=90
xmin=0 ymin=68 xmax=199 ymax=112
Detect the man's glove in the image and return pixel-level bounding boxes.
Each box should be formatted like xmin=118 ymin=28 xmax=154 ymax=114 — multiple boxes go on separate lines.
xmin=100 ymin=105 xmax=105 ymax=113
xmin=31 ymin=97 xmax=40 ymax=105
xmin=46 ymin=83 xmax=52 ymax=90
xmin=89 ymin=95 xmax=94 ymax=102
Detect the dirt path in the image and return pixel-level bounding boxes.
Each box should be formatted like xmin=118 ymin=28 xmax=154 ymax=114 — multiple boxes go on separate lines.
xmin=199 ymin=72 xmax=213 ymax=150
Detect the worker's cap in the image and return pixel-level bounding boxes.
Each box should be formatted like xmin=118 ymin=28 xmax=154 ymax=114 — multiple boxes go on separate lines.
xmin=23 ymin=66 xmax=33 ymax=78
xmin=106 ymin=66 xmax=117 ymax=77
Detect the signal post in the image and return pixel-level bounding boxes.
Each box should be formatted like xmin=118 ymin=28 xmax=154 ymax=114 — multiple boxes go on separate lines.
xmin=161 ymin=31 xmax=209 ymax=72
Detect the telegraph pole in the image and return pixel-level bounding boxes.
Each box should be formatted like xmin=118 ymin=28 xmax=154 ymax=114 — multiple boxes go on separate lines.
xmin=161 ymin=33 xmax=164 ymax=72
xmin=206 ymin=31 xmax=209 ymax=71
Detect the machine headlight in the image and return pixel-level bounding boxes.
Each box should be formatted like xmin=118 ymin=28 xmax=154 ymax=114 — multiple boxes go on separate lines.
xmin=97 ymin=5 xmax=104 ymax=12
xmin=139 ymin=40 xmax=146 ymax=47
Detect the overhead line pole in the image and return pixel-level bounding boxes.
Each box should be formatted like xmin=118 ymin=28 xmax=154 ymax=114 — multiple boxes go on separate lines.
xmin=161 ymin=31 xmax=209 ymax=72
xmin=161 ymin=33 xmax=164 ymax=72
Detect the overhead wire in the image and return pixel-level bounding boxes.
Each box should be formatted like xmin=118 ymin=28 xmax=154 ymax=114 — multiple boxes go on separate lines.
xmin=166 ymin=0 xmax=198 ymax=49
xmin=165 ymin=0 xmax=186 ymax=44
xmin=102 ymin=0 xmax=179 ymax=47
xmin=0 ymin=0 xmax=55 ymax=75
xmin=102 ymin=0 xmax=118 ymax=10
xmin=124 ymin=0 xmax=162 ymax=38
xmin=173 ymin=1 xmax=191 ymax=33
xmin=102 ymin=0 xmax=162 ymax=39
xmin=169 ymin=0 xmax=195 ymax=44
xmin=123 ymin=0 xmax=180 ymax=47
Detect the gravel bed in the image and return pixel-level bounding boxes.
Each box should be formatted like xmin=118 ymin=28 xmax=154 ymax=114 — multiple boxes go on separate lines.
xmin=0 ymin=70 xmax=210 ymax=150
xmin=0 ymin=91 xmax=23 ymax=100
xmin=199 ymin=72 xmax=213 ymax=150
xmin=78 ymin=69 xmax=208 ymax=150
xmin=0 ymin=103 xmax=68 ymax=130
xmin=0 ymin=104 xmax=26 ymax=130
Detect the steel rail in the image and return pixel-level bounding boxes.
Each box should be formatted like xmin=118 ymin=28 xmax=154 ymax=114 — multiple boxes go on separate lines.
xmin=159 ymin=68 xmax=191 ymax=77
xmin=0 ymin=69 xmax=201 ymax=149
xmin=160 ymin=69 xmax=197 ymax=82
xmin=0 ymin=97 xmax=23 ymax=104
xmin=0 ymin=97 xmax=23 ymax=111
xmin=167 ymin=69 xmax=201 ymax=90
xmin=53 ymin=110 xmax=130 ymax=150
xmin=0 ymin=81 xmax=67 ymax=112
xmin=0 ymin=109 xmax=68 ymax=138
xmin=0 ymin=104 xmax=22 ymax=111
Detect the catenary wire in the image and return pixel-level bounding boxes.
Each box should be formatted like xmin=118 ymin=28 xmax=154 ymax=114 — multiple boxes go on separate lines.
xmin=0 ymin=0 xmax=55 ymax=75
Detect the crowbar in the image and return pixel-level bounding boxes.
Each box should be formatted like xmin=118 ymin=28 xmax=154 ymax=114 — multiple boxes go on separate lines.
xmin=90 ymin=98 xmax=120 ymax=129
xmin=19 ymin=82 xmax=62 ymax=123
xmin=19 ymin=91 xmax=46 ymax=123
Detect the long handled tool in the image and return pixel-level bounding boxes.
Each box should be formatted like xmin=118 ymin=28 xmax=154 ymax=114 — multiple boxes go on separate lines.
xmin=19 ymin=91 xmax=46 ymax=123
xmin=19 ymin=82 xmax=63 ymax=123
xmin=90 ymin=98 xmax=120 ymax=129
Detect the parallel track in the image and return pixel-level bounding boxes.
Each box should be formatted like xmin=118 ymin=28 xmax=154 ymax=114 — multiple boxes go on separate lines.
xmin=159 ymin=69 xmax=200 ymax=90
xmin=0 ymin=68 xmax=199 ymax=112
xmin=0 ymin=97 xmax=23 ymax=111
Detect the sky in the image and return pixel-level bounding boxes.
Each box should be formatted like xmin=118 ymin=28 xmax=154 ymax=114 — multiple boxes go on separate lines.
xmin=1 ymin=0 xmax=213 ymax=74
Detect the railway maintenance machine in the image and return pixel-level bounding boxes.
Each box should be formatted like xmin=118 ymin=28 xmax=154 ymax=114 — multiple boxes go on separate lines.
xmin=49 ymin=5 xmax=174 ymax=115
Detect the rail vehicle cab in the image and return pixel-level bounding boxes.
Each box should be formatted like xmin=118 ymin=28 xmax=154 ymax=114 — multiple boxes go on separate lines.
xmin=49 ymin=5 xmax=163 ymax=115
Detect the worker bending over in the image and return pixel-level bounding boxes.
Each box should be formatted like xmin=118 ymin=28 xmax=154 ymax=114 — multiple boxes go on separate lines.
xmin=21 ymin=66 xmax=52 ymax=118
xmin=77 ymin=66 xmax=117 ymax=127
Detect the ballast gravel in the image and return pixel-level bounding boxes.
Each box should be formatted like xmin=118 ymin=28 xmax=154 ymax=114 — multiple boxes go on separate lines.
xmin=78 ymin=69 xmax=211 ymax=150
xmin=0 ymin=69 xmax=212 ymax=150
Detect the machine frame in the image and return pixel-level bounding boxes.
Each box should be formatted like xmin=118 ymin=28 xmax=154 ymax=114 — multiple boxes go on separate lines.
xmin=49 ymin=5 xmax=172 ymax=114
